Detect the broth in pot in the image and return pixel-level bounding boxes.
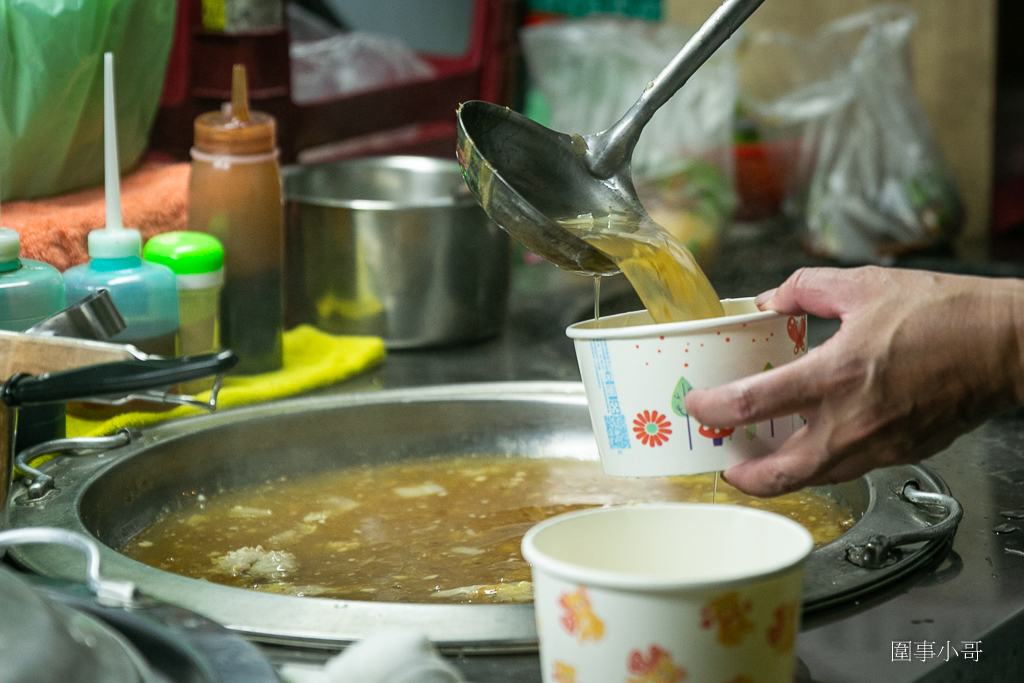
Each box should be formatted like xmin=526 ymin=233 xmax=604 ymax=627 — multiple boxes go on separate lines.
xmin=122 ymin=454 xmax=856 ymax=604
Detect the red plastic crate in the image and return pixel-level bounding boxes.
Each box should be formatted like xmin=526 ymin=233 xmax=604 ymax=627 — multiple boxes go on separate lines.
xmin=150 ymin=0 xmax=521 ymax=163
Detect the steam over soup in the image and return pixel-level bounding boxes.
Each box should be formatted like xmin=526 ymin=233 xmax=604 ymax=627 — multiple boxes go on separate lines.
xmin=121 ymin=455 xmax=855 ymax=603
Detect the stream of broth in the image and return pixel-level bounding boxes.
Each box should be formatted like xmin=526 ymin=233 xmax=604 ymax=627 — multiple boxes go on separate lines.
xmin=121 ymin=455 xmax=854 ymax=604
xmin=559 ymin=214 xmax=725 ymax=324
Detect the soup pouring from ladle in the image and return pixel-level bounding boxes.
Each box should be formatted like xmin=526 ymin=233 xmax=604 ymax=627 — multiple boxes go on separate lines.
xmin=457 ymin=0 xmax=766 ymax=276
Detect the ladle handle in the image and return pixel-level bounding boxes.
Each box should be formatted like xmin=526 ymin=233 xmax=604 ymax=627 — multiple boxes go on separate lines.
xmin=592 ymin=0 xmax=765 ymax=176
xmin=0 ymin=528 xmax=136 ymax=605
xmin=1 ymin=350 xmax=238 ymax=407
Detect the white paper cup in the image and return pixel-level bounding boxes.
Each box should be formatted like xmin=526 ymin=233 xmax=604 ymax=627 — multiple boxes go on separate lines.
xmin=522 ymin=504 xmax=814 ymax=683
xmin=566 ymin=299 xmax=808 ymax=477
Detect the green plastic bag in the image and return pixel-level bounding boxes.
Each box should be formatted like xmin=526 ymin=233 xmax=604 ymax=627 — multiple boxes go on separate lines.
xmin=0 ymin=0 xmax=175 ymax=201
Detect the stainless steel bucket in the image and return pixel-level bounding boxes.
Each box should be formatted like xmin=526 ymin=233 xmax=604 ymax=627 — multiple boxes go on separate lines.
xmin=284 ymin=156 xmax=513 ymax=349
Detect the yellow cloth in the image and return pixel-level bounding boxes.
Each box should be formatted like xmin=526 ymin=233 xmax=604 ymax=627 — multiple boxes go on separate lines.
xmin=65 ymin=325 xmax=386 ymax=438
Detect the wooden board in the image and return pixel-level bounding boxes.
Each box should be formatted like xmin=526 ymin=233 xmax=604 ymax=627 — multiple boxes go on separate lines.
xmin=0 ymin=331 xmax=137 ymax=379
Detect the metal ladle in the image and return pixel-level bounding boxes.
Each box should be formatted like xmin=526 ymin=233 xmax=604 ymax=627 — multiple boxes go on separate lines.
xmin=457 ymin=0 xmax=765 ymax=276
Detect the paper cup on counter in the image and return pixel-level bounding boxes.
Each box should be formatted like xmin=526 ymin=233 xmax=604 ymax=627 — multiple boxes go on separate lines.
xmin=566 ymin=298 xmax=807 ymax=477
xmin=522 ymin=503 xmax=814 ymax=683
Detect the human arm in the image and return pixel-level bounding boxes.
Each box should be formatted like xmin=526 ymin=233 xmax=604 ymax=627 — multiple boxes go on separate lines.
xmin=684 ymin=266 xmax=1024 ymax=497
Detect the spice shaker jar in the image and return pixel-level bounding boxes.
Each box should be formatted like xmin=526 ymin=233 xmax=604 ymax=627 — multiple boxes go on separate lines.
xmin=144 ymin=232 xmax=225 ymax=393
xmin=188 ymin=64 xmax=283 ymax=374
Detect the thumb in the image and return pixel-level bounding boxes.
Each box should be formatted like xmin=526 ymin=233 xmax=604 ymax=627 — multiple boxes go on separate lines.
xmin=757 ymin=267 xmax=868 ymax=319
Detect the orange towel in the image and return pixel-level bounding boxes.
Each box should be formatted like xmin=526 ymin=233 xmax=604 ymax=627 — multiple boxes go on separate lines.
xmin=0 ymin=162 xmax=190 ymax=271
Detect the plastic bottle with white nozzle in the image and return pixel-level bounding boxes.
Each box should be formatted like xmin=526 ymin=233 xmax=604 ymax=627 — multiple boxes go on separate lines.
xmin=63 ymin=52 xmax=179 ymax=357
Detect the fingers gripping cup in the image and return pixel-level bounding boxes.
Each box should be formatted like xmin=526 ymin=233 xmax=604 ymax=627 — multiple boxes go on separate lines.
xmin=566 ymin=299 xmax=808 ymax=477
xmin=522 ymin=504 xmax=814 ymax=683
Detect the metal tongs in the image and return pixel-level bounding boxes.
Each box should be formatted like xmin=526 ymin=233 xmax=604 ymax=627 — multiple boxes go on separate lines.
xmin=25 ymin=289 xmax=127 ymax=341
xmin=2 ymin=349 xmax=239 ymax=412
xmin=20 ymin=289 xmax=233 ymax=411
xmin=4 ymin=349 xmax=239 ymax=500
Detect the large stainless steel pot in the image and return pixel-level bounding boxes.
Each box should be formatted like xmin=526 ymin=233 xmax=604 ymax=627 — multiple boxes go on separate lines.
xmin=284 ymin=156 xmax=513 ymax=349
xmin=4 ymin=383 xmax=960 ymax=653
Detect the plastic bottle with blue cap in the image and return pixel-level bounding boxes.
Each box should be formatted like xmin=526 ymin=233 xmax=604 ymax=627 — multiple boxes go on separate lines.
xmin=63 ymin=52 xmax=179 ymax=357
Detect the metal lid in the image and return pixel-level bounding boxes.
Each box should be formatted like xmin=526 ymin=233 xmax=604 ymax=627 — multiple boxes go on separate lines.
xmin=0 ymin=567 xmax=143 ymax=683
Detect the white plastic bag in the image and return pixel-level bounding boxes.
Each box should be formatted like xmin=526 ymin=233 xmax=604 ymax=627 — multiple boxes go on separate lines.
xmin=745 ymin=6 xmax=963 ymax=263
xmin=521 ymin=17 xmax=738 ymax=265
xmin=287 ymin=4 xmax=434 ymax=105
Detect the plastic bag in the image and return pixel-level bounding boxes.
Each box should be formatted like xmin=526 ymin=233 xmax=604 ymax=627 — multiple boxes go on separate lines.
xmin=0 ymin=0 xmax=176 ymax=201
xmin=288 ymin=5 xmax=434 ymax=106
xmin=520 ymin=17 xmax=738 ymax=266
xmin=745 ymin=6 xmax=963 ymax=264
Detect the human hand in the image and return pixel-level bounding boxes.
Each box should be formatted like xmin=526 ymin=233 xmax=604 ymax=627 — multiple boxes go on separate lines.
xmin=684 ymin=266 xmax=1024 ymax=496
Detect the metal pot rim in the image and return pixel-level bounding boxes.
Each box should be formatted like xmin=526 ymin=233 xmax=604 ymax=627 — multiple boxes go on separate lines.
xmin=283 ymin=155 xmax=479 ymax=212
xmin=3 ymin=382 xmax=959 ymax=653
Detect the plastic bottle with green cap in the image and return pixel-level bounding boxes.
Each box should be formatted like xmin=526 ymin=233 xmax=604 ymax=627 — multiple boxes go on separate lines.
xmin=63 ymin=52 xmax=179 ymax=357
xmin=144 ymin=231 xmax=224 ymax=367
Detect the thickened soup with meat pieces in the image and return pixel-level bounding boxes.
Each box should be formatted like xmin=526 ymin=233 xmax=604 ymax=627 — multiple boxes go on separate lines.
xmin=122 ymin=454 xmax=855 ymax=604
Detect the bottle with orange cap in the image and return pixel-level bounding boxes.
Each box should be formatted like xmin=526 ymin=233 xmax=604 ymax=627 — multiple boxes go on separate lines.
xmin=188 ymin=64 xmax=283 ymax=374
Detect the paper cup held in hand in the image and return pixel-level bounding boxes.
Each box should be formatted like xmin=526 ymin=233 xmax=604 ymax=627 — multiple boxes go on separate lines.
xmin=566 ymin=298 xmax=807 ymax=477
xmin=522 ymin=503 xmax=814 ymax=683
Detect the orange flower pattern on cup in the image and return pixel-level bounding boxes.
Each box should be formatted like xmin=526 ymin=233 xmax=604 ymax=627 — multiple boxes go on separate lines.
xmin=552 ymin=661 xmax=577 ymax=683
xmin=767 ymin=601 xmax=799 ymax=653
xmin=626 ymin=645 xmax=688 ymax=683
xmin=699 ymin=591 xmax=754 ymax=647
xmin=559 ymin=587 xmax=606 ymax=643
xmin=633 ymin=410 xmax=672 ymax=447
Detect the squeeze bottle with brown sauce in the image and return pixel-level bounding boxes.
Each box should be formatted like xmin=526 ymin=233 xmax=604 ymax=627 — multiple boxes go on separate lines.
xmin=188 ymin=64 xmax=283 ymax=374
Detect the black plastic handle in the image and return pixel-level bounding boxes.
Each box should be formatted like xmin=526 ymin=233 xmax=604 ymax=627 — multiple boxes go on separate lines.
xmin=1 ymin=350 xmax=239 ymax=407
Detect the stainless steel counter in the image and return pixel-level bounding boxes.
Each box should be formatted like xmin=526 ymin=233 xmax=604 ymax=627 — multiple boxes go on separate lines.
xmin=323 ymin=223 xmax=1024 ymax=682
